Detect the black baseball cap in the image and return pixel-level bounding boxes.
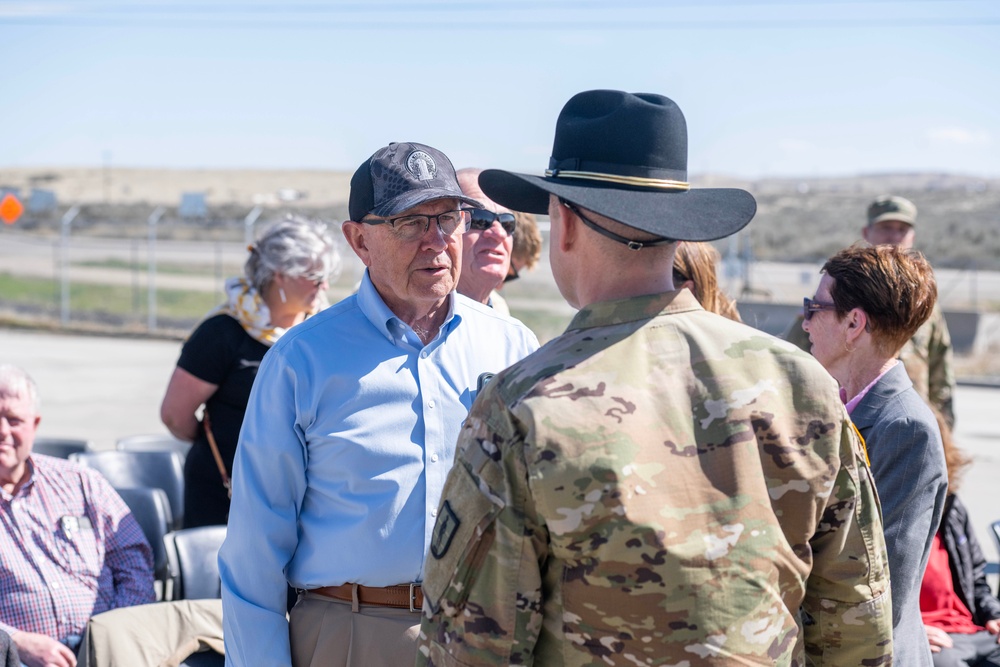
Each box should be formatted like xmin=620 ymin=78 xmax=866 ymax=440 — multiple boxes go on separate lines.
xmin=348 ymin=142 xmax=481 ymax=221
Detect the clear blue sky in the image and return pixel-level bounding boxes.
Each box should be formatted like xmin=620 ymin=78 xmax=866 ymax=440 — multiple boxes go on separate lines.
xmin=2 ymin=0 xmax=997 ymax=178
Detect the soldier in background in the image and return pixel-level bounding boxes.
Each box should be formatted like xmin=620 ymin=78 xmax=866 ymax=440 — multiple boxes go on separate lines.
xmin=417 ymin=90 xmax=892 ymax=666
xmin=785 ymin=195 xmax=956 ymax=426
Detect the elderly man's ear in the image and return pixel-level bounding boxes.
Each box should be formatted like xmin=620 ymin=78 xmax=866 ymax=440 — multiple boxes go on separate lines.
xmin=341 ymin=221 xmax=372 ymax=266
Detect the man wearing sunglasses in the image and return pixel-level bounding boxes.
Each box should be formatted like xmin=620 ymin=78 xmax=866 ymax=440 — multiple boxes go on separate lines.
xmin=219 ymin=142 xmax=539 ymax=667
xmin=455 ymin=168 xmax=517 ymax=313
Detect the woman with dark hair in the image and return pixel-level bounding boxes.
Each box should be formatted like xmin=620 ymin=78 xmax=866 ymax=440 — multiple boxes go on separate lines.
xmin=921 ymin=411 xmax=1000 ymax=666
xmin=802 ymin=243 xmax=948 ymax=667
xmin=160 ymin=216 xmax=339 ymax=527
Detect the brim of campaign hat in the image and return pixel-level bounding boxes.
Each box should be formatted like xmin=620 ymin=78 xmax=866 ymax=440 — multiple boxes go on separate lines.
xmin=479 ymin=169 xmax=756 ymax=242
xmin=369 ymin=188 xmax=482 ymax=219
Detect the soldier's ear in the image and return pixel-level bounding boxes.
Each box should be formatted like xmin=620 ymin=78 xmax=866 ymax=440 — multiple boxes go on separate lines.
xmin=554 ymin=201 xmax=578 ymax=252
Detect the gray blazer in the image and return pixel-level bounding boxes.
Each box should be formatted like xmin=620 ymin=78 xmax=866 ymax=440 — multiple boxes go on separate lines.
xmin=852 ymin=362 xmax=947 ymax=667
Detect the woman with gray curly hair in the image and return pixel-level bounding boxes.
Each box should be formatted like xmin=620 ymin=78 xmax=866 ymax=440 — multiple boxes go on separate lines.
xmin=161 ymin=216 xmax=339 ymax=527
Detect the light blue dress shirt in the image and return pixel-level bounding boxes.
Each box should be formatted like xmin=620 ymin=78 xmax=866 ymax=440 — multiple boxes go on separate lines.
xmin=219 ymin=272 xmax=539 ymax=667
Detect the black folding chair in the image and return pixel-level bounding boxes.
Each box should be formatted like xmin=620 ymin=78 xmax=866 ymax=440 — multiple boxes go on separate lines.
xmin=114 ymin=486 xmax=173 ymax=600
xmin=32 ymin=437 xmax=93 ymax=459
xmin=164 ymin=526 xmax=227 ymax=601
xmin=70 ymin=450 xmax=185 ymax=530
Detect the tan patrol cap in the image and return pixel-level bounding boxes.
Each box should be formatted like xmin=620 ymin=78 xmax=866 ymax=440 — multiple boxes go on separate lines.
xmin=867 ymin=195 xmax=917 ymax=227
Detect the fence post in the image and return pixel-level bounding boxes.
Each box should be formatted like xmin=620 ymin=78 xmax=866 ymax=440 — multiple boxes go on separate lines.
xmin=59 ymin=206 xmax=80 ymax=326
xmin=147 ymin=206 xmax=165 ymax=331
xmin=244 ymin=206 xmax=263 ymax=247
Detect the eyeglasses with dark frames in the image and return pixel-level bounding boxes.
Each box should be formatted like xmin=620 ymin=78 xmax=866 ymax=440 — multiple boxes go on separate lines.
xmin=363 ymin=209 xmax=471 ymax=242
xmin=467 ymin=208 xmax=516 ymax=236
xmin=803 ymin=297 xmax=838 ymax=321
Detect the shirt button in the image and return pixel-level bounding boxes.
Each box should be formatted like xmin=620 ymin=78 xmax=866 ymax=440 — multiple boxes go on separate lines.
xmin=431 ymin=454 xmax=439 ymax=463
xmin=431 ymin=509 xmax=438 ymax=518
xmin=428 ymin=400 xmax=435 ymax=408
xmin=51 ymin=582 xmax=60 ymax=590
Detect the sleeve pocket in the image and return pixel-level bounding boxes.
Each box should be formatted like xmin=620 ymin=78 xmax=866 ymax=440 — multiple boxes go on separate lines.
xmin=422 ymin=461 xmax=504 ymax=614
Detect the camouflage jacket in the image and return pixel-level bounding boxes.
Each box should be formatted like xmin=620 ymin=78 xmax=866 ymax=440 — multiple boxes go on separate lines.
xmin=784 ymin=303 xmax=955 ymax=427
xmin=418 ymin=290 xmax=893 ymax=667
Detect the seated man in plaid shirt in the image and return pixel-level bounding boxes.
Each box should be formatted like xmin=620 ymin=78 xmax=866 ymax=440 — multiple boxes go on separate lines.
xmin=0 ymin=364 xmax=154 ymax=667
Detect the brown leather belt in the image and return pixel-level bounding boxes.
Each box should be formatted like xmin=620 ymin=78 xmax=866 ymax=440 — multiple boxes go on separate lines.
xmin=310 ymin=583 xmax=423 ymax=612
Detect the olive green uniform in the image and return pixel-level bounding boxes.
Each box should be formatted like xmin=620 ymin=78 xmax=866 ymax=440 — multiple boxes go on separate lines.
xmin=418 ymin=290 xmax=892 ymax=666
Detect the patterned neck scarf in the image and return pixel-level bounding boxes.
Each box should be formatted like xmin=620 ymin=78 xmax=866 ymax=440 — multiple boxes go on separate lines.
xmin=203 ymin=276 xmax=326 ymax=346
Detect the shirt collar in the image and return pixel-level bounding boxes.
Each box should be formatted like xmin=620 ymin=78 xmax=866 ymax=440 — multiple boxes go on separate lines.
xmin=1 ymin=457 xmax=35 ymax=500
xmin=842 ymin=359 xmax=899 ymax=415
xmin=356 ymin=270 xmax=460 ymax=346
xmin=567 ymin=289 xmax=702 ymax=332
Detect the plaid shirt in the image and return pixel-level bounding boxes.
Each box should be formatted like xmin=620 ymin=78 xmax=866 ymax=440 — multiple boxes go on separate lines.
xmin=0 ymin=454 xmax=154 ymax=641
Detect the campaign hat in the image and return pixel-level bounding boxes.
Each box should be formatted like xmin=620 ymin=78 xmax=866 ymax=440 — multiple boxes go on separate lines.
xmin=478 ymin=90 xmax=756 ymax=242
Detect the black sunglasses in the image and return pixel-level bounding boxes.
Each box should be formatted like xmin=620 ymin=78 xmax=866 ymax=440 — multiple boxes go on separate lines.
xmin=803 ymin=297 xmax=837 ymax=321
xmin=468 ymin=208 xmax=516 ymax=235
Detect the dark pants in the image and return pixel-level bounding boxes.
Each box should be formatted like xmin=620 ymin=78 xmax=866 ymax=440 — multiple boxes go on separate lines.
xmin=934 ymin=631 xmax=1000 ymax=667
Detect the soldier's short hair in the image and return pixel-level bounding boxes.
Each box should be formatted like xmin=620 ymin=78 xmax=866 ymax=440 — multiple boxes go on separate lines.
xmin=822 ymin=244 xmax=937 ymax=355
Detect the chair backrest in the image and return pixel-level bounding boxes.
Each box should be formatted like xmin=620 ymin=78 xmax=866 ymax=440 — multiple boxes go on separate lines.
xmin=32 ymin=437 xmax=93 ymax=459
xmin=70 ymin=450 xmax=185 ymax=530
xmin=116 ymin=434 xmax=192 ymax=463
xmin=114 ymin=486 xmax=173 ymax=597
xmin=991 ymin=520 xmax=1000 ymax=597
xmin=164 ymin=526 xmax=227 ymax=600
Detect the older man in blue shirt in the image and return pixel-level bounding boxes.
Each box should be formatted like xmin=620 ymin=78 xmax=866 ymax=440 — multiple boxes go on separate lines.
xmin=219 ymin=142 xmax=539 ymax=667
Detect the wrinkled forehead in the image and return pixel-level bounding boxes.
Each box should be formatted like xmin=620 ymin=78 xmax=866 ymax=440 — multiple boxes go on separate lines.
xmin=0 ymin=388 xmax=38 ymax=414
xmin=815 ymin=273 xmax=836 ymax=299
xmin=870 ymin=218 xmax=913 ymax=230
xmin=392 ymin=197 xmax=461 ymax=218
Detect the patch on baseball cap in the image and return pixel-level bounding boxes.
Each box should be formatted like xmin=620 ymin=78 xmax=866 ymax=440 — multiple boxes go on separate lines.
xmin=867 ymin=195 xmax=917 ymax=227
xmin=348 ymin=142 xmax=481 ymax=221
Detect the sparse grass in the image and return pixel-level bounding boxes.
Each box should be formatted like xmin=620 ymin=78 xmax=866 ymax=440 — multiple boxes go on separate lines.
xmin=0 ymin=272 xmax=218 ymax=322
xmin=75 ymin=258 xmax=244 ymax=276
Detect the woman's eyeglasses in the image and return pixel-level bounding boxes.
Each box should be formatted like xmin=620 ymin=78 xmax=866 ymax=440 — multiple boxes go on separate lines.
xmin=468 ymin=209 xmax=516 ymax=235
xmin=803 ymin=297 xmax=837 ymax=320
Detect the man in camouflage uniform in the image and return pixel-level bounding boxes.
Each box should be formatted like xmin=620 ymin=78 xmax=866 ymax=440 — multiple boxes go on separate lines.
xmin=785 ymin=195 xmax=956 ymax=426
xmin=416 ymin=90 xmax=893 ymax=666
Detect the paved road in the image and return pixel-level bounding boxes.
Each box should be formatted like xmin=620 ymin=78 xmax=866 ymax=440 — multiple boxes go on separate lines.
xmin=4 ymin=326 xmax=999 ymax=590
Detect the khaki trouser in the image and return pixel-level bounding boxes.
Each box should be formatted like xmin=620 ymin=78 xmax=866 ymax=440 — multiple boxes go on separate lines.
xmin=289 ymin=591 xmax=421 ymax=667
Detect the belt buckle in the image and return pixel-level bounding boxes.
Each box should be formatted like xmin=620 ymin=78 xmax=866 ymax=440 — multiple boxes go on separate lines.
xmin=409 ymin=583 xmax=418 ymax=612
